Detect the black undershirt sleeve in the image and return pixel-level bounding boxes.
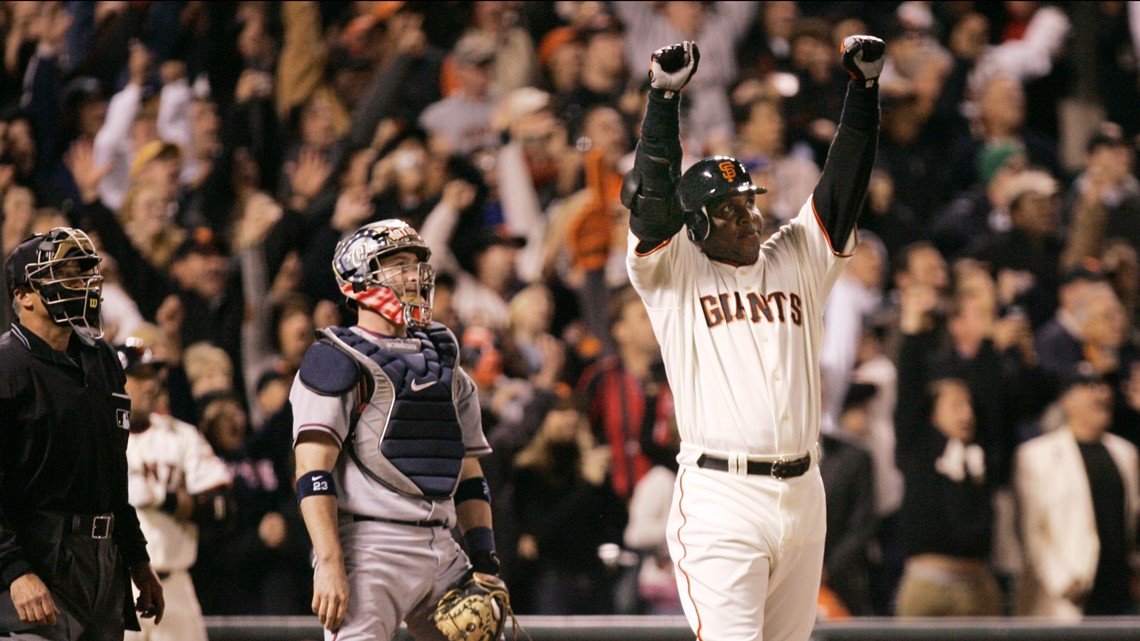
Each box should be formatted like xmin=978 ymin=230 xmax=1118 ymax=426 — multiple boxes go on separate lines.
xmin=812 ymin=81 xmax=881 ymax=251
xmin=623 ymin=89 xmax=685 ymax=251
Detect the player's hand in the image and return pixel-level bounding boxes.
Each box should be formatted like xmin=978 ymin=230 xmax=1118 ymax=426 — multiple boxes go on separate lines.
xmin=841 ymin=35 xmax=885 ymax=87
xmin=10 ymin=572 xmax=59 ymax=626
xmin=649 ymin=41 xmax=700 ymax=94
xmin=312 ymin=559 xmax=349 ymax=631
xmin=130 ymin=562 xmax=166 ymax=624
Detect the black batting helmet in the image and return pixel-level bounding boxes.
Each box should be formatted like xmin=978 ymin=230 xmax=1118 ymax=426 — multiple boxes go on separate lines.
xmin=678 ymin=156 xmax=767 ymax=242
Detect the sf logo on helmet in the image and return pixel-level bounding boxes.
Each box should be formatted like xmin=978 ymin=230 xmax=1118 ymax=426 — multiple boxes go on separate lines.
xmin=719 ymin=161 xmax=737 ymax=182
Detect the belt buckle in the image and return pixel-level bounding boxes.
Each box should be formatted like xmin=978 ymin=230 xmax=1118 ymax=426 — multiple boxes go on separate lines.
xmin=91 ymin=515 xmax=112 ymax=539
xmin=771 ymin=457 xmax=805 ymax=479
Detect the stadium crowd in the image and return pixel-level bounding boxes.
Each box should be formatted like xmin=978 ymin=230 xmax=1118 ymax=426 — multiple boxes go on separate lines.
xmin=1 ymin=0 xmax=1139 ymax=621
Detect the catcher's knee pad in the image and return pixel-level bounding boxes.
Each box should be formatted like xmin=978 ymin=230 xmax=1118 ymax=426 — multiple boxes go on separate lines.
xmin=432 ymin=572 xmax=512 ymax=641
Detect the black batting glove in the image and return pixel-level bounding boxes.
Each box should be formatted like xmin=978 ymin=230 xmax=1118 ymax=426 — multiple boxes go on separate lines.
xmin=649 ymin=41 xmax=700 ymax=96
xmin=841 ymin=35 xmax=885 ymax=88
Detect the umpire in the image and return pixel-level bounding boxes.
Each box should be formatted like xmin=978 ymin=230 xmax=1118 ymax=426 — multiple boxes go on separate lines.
xmin=0 ymin=228 xmax=164 ymax=640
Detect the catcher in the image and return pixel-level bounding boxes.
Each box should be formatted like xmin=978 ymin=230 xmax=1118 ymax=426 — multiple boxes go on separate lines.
xmin=291 ymin=220 xmax=514 ymax=641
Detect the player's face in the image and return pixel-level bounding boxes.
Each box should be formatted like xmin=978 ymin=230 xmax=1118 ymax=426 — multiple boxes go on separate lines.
xmin=700 ymin=193 xmax=763 ymax=265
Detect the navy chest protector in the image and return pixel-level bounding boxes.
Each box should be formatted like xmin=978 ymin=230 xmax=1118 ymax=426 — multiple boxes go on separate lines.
xmin=307 ymin=325 xmax=465 ymax=500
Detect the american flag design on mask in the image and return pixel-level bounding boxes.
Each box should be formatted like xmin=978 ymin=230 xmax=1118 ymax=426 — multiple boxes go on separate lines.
xmin=342 ymin=282 xmax=406 ymax=326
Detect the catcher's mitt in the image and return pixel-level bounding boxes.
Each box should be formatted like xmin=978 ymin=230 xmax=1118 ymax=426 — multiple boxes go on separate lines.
xmin=432 ymin=572 xmax=526 ymax=641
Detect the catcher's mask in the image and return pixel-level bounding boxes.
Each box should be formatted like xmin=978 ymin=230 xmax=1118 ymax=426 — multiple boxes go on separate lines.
xmin=678 ymin=155 xmax=767 ymax=243
xmin=432 ymin=572 xmax=515 ymax=641
xmin=332 ymin=219 xmax=436 ymax=328
xmin=6 ymin=227 xmax=105 ymax=338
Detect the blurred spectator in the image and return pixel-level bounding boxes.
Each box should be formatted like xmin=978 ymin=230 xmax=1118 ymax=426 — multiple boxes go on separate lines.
xmin=242 ymin=291 xmax=314 ymax=429
xmin=192 ymin=392 xmax=311 ymax=615
xmin=941 ymin=72 xmax=1058 ymax=205
xmin=1014 ymin=366 xmax=1140 ymax=619
xmin=1061 ymin=122 xmax=1140 ymax=269
xmin=554 ymin=12 xmax=627 ymax=133
xmin=501 ymin=283 xmax=566 ymax=386
xmin=576 ymin=286 xmax=672 ymax=504
xmin=1092 ymin=2 xmax=1140 ymax=137
xmin=822 ymin=232 xmax=886 ymax=434
xmin=465 ymin=1 xmax=536 ymax=94
xmin=1036 ymin=264 xmax=1108 ymax=379
xmin=1100 ymin=239 xmax=1140 ymax=332
xmin=731 ymin=92 xmax=820 ymax=225
xmin=970 ymin=1 xmax=1071 ymax=141
xmin=893 ymin=372 xmax=1002 ymax=617
xmin=423 ymin=175 xmax=525 ymax=329
xmin=877 ymin=240 xmax=950 ymax=366
xmin=820 ymin=383 xmax=878 ymax=616
xmin=512 ymin=397 xmax=627 ymax=614
xmin=117 ymin=179 xmax=185 ymax=270
xmin=93 ymin=41 xmax=160 ymax=210
xmin=536 ymin=25 xmax=582 ymax=95
xmin=420 ymin=32 xmax=500 ymax=155
xmin=623 ymin=411 xmax=681 ymax=615
xmin=737 ymin=0 xmax=798 ymax=77
xmin=849 ymin=321 xmax=906 ymax=614
xmin=614 ymin=1 xmax=760 ymax=153
xmin=969 ymin=168 xmax=1064 ymax=329
xmin=927 ymin=139 xmax=1028 ymax=261
xmin=857 ymin=169 xmax=919 ymax=265
xmin=1065 ymin=284 xmax=1140 ymax=449
xmin=551 ymin=104 xmax=631 ymax=349
xmin=783 ymin=18 xmax=849 ymax=165
xmin=183 ymin=341 xmax=235 ymax=415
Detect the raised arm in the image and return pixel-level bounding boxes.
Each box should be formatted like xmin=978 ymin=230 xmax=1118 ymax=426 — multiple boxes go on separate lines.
xmin=621 ymin=42 xmax=700 ymax=253
xmin=812 ymin=36 xmax=884 ymax=252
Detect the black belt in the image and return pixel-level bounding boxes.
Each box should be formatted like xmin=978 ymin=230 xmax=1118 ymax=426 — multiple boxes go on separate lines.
xmin=351 ymin=514 xmax=448 ymax=529
xmin=696 ymin=453 xmax=812 ymax=479
xmin=65 ymin=513 xmax=115 ymax=539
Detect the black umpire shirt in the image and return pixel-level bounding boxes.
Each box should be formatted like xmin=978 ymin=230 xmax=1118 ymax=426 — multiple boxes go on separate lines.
xmin=0 ymin=321 xmax=149 ymax=589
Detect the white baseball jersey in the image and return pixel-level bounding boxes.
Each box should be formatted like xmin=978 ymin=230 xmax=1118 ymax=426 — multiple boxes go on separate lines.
xmin=627 ymin=197 xmax=853 ymax=460
xmin=126 ymin=413 xmax=232 ymax=572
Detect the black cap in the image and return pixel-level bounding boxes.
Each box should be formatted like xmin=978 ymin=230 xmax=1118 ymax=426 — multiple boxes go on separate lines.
xmin=1060 ymin=260 xmax=1106 ymax=287
xmin=5 ymin=234 xmax=44 ymax=293
xmin=575 ymin=12 xmax=623 ymax=43
xmin=173 ymin=227 xmax=225 ymax=260
xmin=116 ymin=339 xmax=167 ymax=377
xmin=5 ymin=229 xmax=102 ymax=294
xmin=1060 ymin=362 xmax=1107 ymax=393
xmin=62 ymin=76 xmax=105 ymax=109
xmin=472 ymin=227 xmax=526 ymax=253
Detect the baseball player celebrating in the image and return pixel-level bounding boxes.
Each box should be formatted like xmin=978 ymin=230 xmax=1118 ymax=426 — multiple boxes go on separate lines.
xmin=290 ymin=220 xmax=506 ymax=641
xmin=120 ymin=339 xmax=232 ymax=641
xmin=623 ymin=38 xmax=883 ymax=640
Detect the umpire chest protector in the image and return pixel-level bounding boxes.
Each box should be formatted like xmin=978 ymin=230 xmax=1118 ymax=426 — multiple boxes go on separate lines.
xmin=302 ymin=325 xmax=465 ymax=499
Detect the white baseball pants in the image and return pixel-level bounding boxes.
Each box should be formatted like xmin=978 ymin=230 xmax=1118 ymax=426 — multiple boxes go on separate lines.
xmin=666 ymin=464 xmax=826 ymax=641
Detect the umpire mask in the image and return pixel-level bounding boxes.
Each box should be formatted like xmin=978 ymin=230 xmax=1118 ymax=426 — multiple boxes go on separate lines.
xmin=10 ymin=227 xmax=105 ymax=338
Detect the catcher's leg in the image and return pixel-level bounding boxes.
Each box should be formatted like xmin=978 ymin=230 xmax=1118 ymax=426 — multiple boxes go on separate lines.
xmin=328 ymin=521 xmax=444 ymax=641
xmin=404 ymin=528 xmax=473 ymax=641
